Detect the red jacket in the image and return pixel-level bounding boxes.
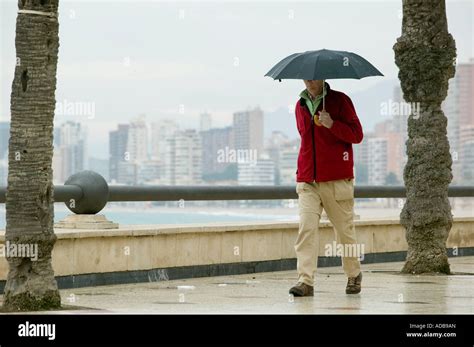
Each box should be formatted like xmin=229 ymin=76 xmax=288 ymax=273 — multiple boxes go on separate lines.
xmin=295 ymin=83 xmax=363 ymax=182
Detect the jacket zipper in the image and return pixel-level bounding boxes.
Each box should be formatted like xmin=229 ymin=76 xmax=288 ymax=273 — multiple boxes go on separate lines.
xmin=301 ymin=100 xmax=317 ymax=182
xmin=311 ymin=99 xmax=325 ymax=182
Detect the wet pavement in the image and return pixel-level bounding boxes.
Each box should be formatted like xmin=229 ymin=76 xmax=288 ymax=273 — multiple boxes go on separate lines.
xmin=36 ymin=256 xmax=474 ymax=314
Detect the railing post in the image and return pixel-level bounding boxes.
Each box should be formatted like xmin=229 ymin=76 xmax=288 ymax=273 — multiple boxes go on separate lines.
xmin=54 ymin=170 xmax=118 ymax=229
xmin=64 ymin=170 xmax=109 ymax=214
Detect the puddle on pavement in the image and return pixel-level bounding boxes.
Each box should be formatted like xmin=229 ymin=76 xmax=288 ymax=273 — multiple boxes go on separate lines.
xmin=449 ymin=272 xmax=474 ymax=276
xmin=404 ymin=281 xmax=440 ymax=284
xmin=152 ymin=301 xmax=196 ymax=305
xmin=322 ymin=307 xmax=361 ymax=310
xmin=385 ymin=301 xmax=430 ymax=304
xmin=225 ymin=296 xmax=268 ymax=299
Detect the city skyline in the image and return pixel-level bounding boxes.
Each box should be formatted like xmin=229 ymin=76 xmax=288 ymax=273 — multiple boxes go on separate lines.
xmin=1 ymin=0 xmax=472 ymax=159
xmin=0 ymin=58 xmax=472 ymax=186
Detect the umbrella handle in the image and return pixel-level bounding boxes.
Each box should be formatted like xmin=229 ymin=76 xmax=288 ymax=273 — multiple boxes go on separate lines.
xmin=322 ymin=79 xmax=326 ymax=111
xmin=313 ymin=80 xmax=325 ymax=127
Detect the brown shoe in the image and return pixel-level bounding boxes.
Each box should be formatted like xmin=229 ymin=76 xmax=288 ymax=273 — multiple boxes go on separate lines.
xmin=289 ymin=282 xmax=314 ymax=297
xmin=346 ymin=272 xmax=362 ymax=294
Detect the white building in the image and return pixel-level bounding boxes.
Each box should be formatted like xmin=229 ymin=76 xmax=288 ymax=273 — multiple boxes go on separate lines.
xmin=278 ymin=147 xmax=299 ymax=185
xmin=200 ymin=112 xmax=212 ymax=132
xmin=460 ymin=125 xmax=474 ymax=184
xmin=127 ymin=115 xmax=148 ymax=163
xmin=117 ymin=161 xmax=138 ymax=185
xmin=238 ymin=156 xmax=275 ymax=186
xmin=442 ymin=59 xmax=474 ymax=184
xmin=52 ymin=146 xmax=62 ymax=184
xmin=150 ymin=119 xmax=179 ymax=161
xmin=137 ymin=159 xmax=162 ymax=184
xmin=368 ymin=137 xmax=387 ymax=186
xmin=164 ymin=129 xmax=202 ymax=185
xmin=353 ymin=133 xmax=373 ymax=185
xmin=54 ymin=121 xmax=86 ymax=183
xmin=233 ymin=107 xmax=264 ymax=157
xmin=0 ymin=157 xmax=7 ymax=186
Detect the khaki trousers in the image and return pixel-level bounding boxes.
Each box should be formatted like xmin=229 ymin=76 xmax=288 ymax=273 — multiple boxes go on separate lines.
xmin=295 ymin=178 xmax=361 ymax=286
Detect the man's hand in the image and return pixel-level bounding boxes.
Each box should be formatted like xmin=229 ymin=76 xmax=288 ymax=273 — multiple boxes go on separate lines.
xmin=318 ymin=110 xmax=334 ymax=128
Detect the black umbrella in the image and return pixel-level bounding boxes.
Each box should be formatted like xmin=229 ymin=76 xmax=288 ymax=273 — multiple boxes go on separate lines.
xmin=265 ymin=49 xmax=383 ymax=109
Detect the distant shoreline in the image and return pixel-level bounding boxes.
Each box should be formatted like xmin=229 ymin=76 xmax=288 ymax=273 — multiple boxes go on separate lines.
xmin=0 ymin=204 xmax=471 ymax=218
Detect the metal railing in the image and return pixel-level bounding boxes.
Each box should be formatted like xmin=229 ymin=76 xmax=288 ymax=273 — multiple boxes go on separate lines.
xmin=0 ymin=170 xmax=473 ymax=214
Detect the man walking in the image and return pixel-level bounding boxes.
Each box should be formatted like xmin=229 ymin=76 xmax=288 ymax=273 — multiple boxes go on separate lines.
xmin=289 ymin=80 xmax=363 ymax=297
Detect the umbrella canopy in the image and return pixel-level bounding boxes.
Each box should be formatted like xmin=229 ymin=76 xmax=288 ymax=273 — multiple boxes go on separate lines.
xmin=264 ymin=49 xmax=383 ymax=81
xmin=265 ymin=49 xmax=383 ymax=121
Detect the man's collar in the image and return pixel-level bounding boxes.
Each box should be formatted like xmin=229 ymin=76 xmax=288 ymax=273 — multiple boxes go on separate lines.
xmin=299 ymin=82 xmax=331 ymax=106
xmin=300 ymin=88 xmax=326 ymax=101
xmin=299 ymin=82 xmax=330 ymax=100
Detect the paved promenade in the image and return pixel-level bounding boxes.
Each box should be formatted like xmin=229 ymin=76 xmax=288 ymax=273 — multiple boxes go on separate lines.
xmin=13 ymin=256 xmax=470 ymax=314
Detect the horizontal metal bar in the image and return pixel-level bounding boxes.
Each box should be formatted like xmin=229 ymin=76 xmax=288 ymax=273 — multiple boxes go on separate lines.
xmin=106 ymin=185 xmax=474 ymax=201
xmin=0 ymin=185 xmax=472 ymax=204
xmin=0 ymin=185 xmax=83 ymax=203
xmin=108 ymin=185 xmax=296 ymax=201
xmin=54 ymin=185 xmax=84 ymax=202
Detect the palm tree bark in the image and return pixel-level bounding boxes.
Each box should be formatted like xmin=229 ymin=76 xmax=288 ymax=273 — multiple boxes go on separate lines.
xmin=394 ymin=0 xmax=456 ymax=274
xmin=3 ymin=0 xmax=61 ymax=311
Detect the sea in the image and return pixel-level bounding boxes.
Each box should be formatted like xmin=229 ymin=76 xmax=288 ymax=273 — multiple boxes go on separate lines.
xmin=0 ymin=206 xmax=298 ymax=229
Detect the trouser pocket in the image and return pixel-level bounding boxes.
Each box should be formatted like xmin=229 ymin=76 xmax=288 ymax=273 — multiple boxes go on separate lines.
xmin=296 ymin=182 xmax=309 ymax=194
xmin=333 ymin=178 xmax=354 ymax=201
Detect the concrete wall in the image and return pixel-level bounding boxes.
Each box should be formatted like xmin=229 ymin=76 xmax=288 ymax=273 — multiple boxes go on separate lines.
xmin=0 ymin=217 xmax=472 ymax=280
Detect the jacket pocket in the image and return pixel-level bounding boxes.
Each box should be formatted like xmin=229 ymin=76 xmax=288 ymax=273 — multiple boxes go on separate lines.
xmin=334 ymin=178 xmax=354 ymax=201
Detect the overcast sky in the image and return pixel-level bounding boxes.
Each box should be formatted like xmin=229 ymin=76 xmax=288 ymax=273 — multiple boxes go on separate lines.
xmin=1 ymin=0 xmax=472 ymax=158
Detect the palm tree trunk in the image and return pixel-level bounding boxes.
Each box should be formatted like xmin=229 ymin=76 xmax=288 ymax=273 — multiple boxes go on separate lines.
xmin=393 ymin=0 xmax=456 ymax=274
xmin=3 ymin=0 xmax=61 ymax=311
